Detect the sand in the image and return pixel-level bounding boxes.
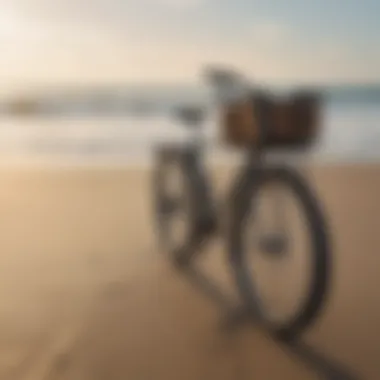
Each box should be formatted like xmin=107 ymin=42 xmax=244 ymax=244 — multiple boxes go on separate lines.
xmin=0 ymin=163 xmax=379 ymax=380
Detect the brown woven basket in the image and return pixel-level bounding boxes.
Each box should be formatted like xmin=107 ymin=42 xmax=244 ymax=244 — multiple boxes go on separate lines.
xmin=221 ymin=91 xmax=321 ymax=150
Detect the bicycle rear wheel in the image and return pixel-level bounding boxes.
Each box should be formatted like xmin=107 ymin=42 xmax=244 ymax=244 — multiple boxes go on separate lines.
xmin=152 ymin=145 xmax=216 ymax=266
xmin=228 ymin=165 xmax=331 ymax=341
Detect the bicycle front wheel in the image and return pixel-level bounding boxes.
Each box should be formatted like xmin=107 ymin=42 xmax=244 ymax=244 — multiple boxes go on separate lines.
xmin=228 ymin=165 xmax=331 ymax=341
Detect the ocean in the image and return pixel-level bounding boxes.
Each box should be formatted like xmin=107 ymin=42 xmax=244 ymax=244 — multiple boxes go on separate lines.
xmin=0 ymin=86 xmax=379 ymax=167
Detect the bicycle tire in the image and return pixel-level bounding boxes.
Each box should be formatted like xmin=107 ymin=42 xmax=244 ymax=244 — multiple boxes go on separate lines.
xmin=152 ymin=144 xmax=216 ymax=266
xmin=228 ymin=165 xmax=331 ymax=341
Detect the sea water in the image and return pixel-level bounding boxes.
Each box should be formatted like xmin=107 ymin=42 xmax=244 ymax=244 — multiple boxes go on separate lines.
xmin=0 ymin=87 xmax=379 ymax=167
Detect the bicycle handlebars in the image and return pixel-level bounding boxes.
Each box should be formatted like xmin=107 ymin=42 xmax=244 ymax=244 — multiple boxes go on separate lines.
xmin=203 ymin=65 xmax=252 ymax=103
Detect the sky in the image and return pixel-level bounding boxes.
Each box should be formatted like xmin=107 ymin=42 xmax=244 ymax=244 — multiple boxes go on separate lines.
xmin=0 ymin=0 xmax=379 ymax=90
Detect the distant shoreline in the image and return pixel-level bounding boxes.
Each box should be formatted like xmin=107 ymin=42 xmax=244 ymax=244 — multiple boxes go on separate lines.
xmin=1 ymin=83 xmax=380 ymax=117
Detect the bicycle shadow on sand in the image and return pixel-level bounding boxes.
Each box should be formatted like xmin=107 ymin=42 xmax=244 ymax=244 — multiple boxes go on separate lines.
xmin=181 ymin=264 xmax=361 ymax=380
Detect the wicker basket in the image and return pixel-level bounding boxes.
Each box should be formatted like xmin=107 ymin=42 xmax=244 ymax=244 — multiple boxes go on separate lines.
xmin=221 ymin=91 xmax=321 ymax=150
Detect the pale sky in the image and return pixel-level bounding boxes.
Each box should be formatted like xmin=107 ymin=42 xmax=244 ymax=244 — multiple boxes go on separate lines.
xmin=0 ymin=0 xmax=379 ymax=89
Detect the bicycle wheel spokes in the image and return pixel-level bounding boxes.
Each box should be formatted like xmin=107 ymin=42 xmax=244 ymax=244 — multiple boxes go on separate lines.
xmin=154 ymin=153 xmax=196 ymax=262
xmin=158 ymin=196 xmax=183 ymax=216
xmin=235 ymin=169 xmax=328 ymax=336
xmin=263 ymin=187 xmax=309 ymax=321
xmin=255 ymin=184 xmax=291 ymax=259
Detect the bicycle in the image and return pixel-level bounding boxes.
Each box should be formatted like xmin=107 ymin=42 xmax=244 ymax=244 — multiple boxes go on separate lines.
xmin=152 ymin=67 xmax=331 ymax=342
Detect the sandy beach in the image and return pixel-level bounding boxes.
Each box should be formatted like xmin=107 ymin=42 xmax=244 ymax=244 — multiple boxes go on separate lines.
xmin=0 ymin=163 xmax=379 ymax=380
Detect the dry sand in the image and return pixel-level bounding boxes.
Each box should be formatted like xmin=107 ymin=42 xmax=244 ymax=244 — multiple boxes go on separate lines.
xmin=0 ymin=163 xmax=379 ymax=380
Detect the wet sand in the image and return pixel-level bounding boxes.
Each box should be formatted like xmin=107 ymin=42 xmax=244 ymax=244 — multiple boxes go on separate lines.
xmin=0 ymin=163 xmax=379 ymax=380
